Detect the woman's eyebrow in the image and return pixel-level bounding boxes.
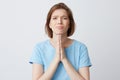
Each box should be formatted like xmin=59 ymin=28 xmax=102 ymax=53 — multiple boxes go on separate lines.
xmin=51 ymin=15 xmax=68 ymax=17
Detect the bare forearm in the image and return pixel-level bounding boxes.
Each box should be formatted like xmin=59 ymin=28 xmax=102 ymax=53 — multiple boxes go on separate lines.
xmin=38 ymin=58 xmax=59 ymax=80
xmin=62 ymin=58 xmax=86 ymax=80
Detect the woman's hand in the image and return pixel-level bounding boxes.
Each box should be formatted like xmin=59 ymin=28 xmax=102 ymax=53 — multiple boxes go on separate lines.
xmin=59 ymin=38 xmax=66 ymax=61
xmin=55 ymin=35 xmax=66 ymax=62
xmin=55 ymin=38 xmax=61 ymax=62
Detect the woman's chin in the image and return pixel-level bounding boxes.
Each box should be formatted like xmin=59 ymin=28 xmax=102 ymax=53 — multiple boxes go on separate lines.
xmin=55 ymin=33 xmax=63 ymax=35
xmin=55 ymin=32 xmax=64 ymax=35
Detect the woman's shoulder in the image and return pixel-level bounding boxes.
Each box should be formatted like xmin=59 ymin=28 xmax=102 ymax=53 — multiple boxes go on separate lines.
xmin=73 ymin=39 xmax=88 ymax=48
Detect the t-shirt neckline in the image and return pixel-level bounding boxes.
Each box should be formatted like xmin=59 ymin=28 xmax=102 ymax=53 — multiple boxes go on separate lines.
xmin=47 ymin=39 xmax=75 ymax=49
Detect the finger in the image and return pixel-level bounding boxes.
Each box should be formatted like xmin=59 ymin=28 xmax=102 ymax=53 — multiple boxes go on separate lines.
xmin=59 ymin=39 xmax=60 ymax=53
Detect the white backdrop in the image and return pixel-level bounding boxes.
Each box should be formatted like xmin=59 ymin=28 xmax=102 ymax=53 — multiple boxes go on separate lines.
xmin=0 ymin=0 xmax=120 ymax=80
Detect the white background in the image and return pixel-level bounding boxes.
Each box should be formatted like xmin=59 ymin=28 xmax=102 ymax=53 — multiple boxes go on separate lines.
xmin=0 ymin=0 xmax=120 ymax=80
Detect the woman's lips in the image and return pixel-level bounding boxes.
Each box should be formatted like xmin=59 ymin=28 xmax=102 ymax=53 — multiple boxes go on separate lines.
xmin=56 ymin=26 xmax=64 ymax=29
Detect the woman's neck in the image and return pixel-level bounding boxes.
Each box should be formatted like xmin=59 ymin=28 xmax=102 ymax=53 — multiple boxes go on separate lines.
xmin=51 ymin=33 xmax=68 ymax=44
xmin=50 ymin=33 xmax=73 ymax=48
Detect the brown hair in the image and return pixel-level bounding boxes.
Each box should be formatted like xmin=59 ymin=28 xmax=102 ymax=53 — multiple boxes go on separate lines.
xmin=45 ymin=2 xmax=75 ymax=38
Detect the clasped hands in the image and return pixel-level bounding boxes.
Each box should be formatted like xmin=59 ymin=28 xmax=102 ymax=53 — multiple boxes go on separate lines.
xmin=55 ymin=35 xmax=67 ymax=62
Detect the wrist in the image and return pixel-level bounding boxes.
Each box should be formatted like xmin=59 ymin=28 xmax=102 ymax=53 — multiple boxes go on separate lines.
xmin=54 ymin=56 xmax=60 ymax=63
xmin=61 ymin=57 xmax=67 ymax=63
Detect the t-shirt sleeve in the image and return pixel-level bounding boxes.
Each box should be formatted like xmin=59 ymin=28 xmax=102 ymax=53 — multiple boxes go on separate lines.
xmin=29 ymin=45 xmax=43 ymax=65
xmin=79 ymin=45 xmax=92 ymax=68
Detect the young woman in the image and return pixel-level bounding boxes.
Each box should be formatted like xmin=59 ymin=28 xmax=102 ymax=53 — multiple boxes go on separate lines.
xmin=29 ymin=2 xmax=92 ymax=80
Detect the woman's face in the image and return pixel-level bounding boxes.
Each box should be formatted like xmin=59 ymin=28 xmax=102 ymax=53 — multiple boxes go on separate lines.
xmin=49 ymin=9 xmax=70 ymax=36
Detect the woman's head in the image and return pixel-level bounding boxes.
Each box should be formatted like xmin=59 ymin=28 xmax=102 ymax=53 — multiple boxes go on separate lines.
xmin=45 ymin=2 xmax=75 ymax=38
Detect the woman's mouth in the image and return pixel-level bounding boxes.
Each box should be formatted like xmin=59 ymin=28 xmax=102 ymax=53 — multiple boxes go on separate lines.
xmin=56 ymin=26 xmax=64 ymax=30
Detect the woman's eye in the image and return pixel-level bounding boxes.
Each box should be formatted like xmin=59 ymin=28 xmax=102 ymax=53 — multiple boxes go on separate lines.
xmin=63 ymin=17 xmax=68 ymax=20
xmin=52 ymin=17 xmax=57 ymax=20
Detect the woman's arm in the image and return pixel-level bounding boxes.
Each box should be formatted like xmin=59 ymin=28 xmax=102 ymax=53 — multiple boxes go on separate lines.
xmin=32 ymin=57 xmax=60 ymax=80
xmin=32 ymin=64 xmax=43 ymax=80
xmin=79 ymin=67 xmax=90 ymax=80
xmin=60 ymin=40 xmax=90 ymax=80
xmin=61 ymin=58 xmax=87 ymax=80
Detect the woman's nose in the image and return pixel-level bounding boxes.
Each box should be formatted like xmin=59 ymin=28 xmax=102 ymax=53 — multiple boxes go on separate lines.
xmin=58 ymin=18 xmax=62 ymax=24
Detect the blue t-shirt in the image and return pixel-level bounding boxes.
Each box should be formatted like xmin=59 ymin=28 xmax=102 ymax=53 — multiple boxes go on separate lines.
xmin=29 ymin=39 xmax=92 ymax=80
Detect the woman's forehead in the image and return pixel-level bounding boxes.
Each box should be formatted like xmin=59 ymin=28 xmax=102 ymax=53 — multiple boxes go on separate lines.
xmin=51 ymin=9 xmax=68 ymax=16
